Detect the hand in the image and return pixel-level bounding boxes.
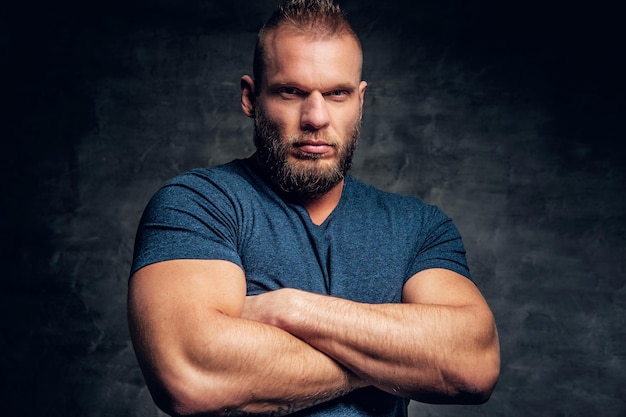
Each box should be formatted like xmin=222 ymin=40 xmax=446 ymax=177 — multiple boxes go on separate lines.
xmin=242 ymin=288 xmax=371 ymax=392
xmin=241 ymin=288 xmax=299 ymax=328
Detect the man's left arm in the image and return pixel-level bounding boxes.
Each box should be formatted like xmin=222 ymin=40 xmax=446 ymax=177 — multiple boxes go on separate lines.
xmin=242 ymin=268 xmax=500 ymax=404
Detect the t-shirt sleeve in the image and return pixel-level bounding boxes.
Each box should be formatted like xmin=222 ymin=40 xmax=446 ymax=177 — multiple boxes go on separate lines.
xmin=406 ymin=205 xmax=472 ymax=281
xmin=129 ymin=174 xmax=242 ymax=276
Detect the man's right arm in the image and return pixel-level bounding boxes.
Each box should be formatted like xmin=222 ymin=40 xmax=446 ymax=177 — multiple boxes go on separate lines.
xmin=127 ymin=258 xmax=366 ymax=417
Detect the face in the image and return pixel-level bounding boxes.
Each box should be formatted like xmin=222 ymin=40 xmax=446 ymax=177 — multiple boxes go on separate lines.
xmin=242 ymin=28 xmax=367 ymax=198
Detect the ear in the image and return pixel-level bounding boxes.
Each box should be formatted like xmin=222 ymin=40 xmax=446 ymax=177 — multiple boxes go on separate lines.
xmin=241 ymin=75 xmax=256 ymax=118
xmin=358 ymin=80 xmax=367 ymax=120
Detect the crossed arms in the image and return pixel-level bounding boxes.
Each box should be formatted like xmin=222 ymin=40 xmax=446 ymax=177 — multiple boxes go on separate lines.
xmin=128 ymin=259 xmax=500 ymax=416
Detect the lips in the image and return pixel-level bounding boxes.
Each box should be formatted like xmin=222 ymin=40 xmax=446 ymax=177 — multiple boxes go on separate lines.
xmin=294 ymin=140 xmax=334 ymax=155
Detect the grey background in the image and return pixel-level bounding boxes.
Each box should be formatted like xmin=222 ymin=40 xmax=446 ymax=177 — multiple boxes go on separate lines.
xmin=3 ymin=0 xmax=624 ymax=416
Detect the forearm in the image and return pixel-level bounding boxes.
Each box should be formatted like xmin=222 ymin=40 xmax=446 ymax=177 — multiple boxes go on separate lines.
xmin=128 ymin=260 xmax=368 ymax=417
xmin=195 ymin=312 xmax=368 ymax=414
xmin=246 ymin=289 xmax=499 ymax=403
xmin=132 ymin=309 xmax=367 ymax=416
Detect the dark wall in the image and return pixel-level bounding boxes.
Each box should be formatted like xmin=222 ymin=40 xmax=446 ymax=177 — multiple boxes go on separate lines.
xmin=3 ymin=1 xmax=624 ymax=416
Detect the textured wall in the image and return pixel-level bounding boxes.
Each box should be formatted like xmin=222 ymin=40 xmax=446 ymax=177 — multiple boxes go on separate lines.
xmin=3 ymin=1 xmax=624 ymax=416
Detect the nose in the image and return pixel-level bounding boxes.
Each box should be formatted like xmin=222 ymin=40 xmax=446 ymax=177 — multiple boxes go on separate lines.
xmin=300 ymin=91 xmax=330 ymax=131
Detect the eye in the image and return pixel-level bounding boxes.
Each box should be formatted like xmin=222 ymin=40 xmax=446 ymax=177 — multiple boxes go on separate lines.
xmin=276 ymin=87 xmax=303 ymax=98
xmin=324 ymin=90 xmax=350 ymax=101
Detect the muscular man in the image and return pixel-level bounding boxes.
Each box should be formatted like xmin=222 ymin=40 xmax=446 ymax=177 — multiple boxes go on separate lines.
xmin=127 ymin=1 xmax=500 ymax=416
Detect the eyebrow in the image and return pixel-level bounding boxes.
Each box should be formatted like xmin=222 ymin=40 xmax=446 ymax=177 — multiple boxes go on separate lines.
xmin=267 ymin=81 xmax=358 ymax=92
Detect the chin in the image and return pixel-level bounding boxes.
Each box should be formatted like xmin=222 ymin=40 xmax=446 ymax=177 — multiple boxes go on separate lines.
xmin=292 ymin=156 xmax=339 ymax=171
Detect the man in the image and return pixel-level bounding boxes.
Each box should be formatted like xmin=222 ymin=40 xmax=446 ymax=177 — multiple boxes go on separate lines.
xmin=127 ymin=1 xmax=500 ymax=416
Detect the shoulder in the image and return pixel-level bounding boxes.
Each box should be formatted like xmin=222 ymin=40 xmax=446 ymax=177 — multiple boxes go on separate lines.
xmin=152 ymin=160 xmax=261 ymax=203
xmin=163 ymin=160 xmax=251 ymax=191
xmin=138 ymin=160 xmax=268 ymax=228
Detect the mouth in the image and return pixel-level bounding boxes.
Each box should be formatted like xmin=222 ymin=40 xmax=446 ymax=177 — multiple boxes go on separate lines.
xmin=294 ymin=140 xmax=335 ymax=155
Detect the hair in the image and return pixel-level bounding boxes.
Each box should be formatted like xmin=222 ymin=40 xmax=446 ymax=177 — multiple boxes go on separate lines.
xmin=252 ymin=0 xmax=361 ymax=88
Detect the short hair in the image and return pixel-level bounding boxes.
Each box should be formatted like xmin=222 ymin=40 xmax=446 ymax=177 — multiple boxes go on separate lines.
xmin=252 ymin=0 xmax=361 ymax=88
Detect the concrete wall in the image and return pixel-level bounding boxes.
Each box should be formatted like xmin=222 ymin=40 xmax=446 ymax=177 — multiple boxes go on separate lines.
xmin=3 ymin=0 xmax=624 ymax=416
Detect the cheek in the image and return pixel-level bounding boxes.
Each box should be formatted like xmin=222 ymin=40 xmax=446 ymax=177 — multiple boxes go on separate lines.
xmin=336 ymin=107 xmax=360 ymax=132
xmin=264 ymin=104 xmax=300 ymax=132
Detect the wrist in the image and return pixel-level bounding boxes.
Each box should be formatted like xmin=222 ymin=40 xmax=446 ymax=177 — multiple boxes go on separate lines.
xmin=345 ymin=368 xmax=370 ymax=391
xmin=275 ymin=288 xmax=318 ymax=337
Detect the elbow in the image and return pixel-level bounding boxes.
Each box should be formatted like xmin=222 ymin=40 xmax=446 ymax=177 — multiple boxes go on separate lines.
xmin=460 ymin=311 xmax=501 ymax=404
xmin=434 ymin=326 xmax=501 ymax=405
xmin=427 ymin=354 xmax=498 ymax=405
xmin=479 ymin=355 xmax=500 ymax=403
xmin=143 ymin=369 xmax=233 ymax=417
xmin=457 ymin=361 xmax=499 ymax=404
xmin=151 ymin=386 xmax=225 ymax=417
xmin=407 ymin=349 xmax=500 ymax=405
xmin=153 ymin=387 xmax=207 ymax=417
xmin=146 ymin=381 xmax=207 ymax=417
xmin=454 ymin=334 xmax=501 ymax=404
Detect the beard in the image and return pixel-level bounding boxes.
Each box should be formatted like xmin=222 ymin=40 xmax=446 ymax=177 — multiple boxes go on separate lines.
xmin=253 ymin=106 xmax=361 ymax=199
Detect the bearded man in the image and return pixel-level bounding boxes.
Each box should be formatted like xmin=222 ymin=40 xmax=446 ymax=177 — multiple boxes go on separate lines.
xmin=127 ymin=1 xmax=500 ymax=416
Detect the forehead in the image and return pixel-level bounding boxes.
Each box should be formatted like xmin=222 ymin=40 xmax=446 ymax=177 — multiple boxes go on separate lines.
xmin=262 ymin=28 xmax=362 ymax=88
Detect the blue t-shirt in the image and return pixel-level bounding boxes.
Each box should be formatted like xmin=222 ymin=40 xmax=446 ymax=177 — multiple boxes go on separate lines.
xmin=131 ymin=158 xmax=472 ymax=417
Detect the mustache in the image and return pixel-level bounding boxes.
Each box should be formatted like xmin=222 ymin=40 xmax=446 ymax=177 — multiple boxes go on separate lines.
xmin=288 ymin=132 xmax=340 ymax=147
xmin=253 ymin=105 xmax=344 ymax=146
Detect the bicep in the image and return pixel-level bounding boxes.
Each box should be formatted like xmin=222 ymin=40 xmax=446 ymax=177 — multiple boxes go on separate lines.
xmin=129 ymin=258 xmax=246 ymax=318
xmin=401 ymin=269 xmax=500 ymax=401
xmin=402 ymin=268 xmax=489 ymax=309
xmin=402 ymin=268 xmax=499 ymax=361
xmin=128 ymin=259 xmax=246 ymax=370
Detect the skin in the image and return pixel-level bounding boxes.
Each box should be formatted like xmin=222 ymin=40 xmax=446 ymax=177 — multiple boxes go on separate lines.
xmin=242 ymin=28 xmax=367 ymax=223
xmin=128 ymin=27 xmax=500 ymax=417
